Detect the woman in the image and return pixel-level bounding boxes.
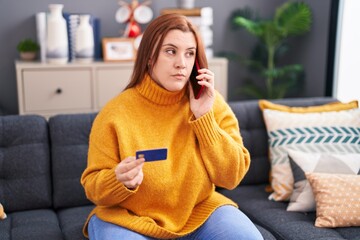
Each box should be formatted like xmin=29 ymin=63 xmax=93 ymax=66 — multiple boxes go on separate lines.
xmin=81 ymin=13 xmax=263 ymax=240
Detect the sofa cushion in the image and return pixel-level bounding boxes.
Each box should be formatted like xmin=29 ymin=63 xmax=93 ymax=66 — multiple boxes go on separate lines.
xmin=57 ymin=205 xmax=94 ymax=240
xmin=49 ymin=113 xmax=97 ymax=209
xmin=0 ymin=115 xmax=52 ymax=212
xmin=0 ymin=209 xmax=63 ymax=240
xmin=307 ymin=173 xmax=360 ymax=228
xmin=219 ymin=185 xmax=360 ymax=240
xmin=228 ymin=97 xmax=338 ymax=186
xmin=287 ymin=150 xmax=360 ymax=212
xmin=255 ymin=224 xmax=277 ymax=240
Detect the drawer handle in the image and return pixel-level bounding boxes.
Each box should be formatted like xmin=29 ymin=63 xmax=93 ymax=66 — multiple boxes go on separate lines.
xmin=55 ymin=88 xmax=62 ymax=94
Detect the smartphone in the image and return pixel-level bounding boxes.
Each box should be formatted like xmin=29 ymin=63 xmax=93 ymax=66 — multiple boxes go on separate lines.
xmin=190 ymin=59 xmax=205 ymax=99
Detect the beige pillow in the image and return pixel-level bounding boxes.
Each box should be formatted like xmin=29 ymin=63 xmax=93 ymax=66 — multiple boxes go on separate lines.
xmin=306 ymin=172 xmax=360 ymax=228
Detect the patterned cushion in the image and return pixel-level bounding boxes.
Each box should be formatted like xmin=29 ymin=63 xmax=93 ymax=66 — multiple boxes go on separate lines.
xmin=287 ymin=149 xmax=360 ymax=212
xmin=262 ymin=108 xmax=360 ymax=201
xmin=306 ymin=172 xmax=360 ymax=227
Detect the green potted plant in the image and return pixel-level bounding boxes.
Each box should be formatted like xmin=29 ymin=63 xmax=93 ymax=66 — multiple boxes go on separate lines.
xmin=17 ymin=38 xmax=40 ymax=61
xmin=230 ymin=1 xmax=312 ymax=99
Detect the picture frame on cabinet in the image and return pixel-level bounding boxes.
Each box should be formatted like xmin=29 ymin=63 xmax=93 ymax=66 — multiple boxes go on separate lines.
xmin=102 ymin=38 xmax=135 ymax=61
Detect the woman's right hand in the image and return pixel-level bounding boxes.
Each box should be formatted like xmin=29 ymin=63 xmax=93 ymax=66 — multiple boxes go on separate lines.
xmin=115 ymin=156 xmax=145 ymax=189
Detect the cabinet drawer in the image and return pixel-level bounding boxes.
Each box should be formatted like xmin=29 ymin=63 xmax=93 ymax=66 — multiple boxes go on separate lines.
xmin=96 ymin=67 xmax=132 ymax=108
xmin=22 ymin=69 xmax=92 ymax=112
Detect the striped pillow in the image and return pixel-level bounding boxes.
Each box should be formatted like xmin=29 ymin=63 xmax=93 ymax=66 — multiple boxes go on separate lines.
xmin=263 ymin=108 xmax=360 ymax=201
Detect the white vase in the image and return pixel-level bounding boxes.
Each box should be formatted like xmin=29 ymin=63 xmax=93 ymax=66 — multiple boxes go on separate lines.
xmin=75 ymin=15 xmax=94 ymax=62
xmin=36 ymin=12 xmax=47 ymax=62
xmin=46 ymin=4 xmax=68 ymax=64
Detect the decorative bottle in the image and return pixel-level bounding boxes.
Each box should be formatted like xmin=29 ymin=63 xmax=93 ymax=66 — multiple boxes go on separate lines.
xmin=46 ymin=4 xmax=69 ymax=64
xmin=75 ymin=15 xmax=94 ymax=62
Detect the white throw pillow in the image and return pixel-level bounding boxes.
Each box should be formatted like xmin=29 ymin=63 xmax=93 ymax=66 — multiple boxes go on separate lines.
xmin=286 ymin=149 xmax=360 ymax=212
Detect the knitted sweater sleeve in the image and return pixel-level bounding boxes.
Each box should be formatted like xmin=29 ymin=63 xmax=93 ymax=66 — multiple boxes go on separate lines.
xmin=81 ymin=111 xmax=136 ymax=206
xmin=190 ymin=94 xmax=251 ymax=189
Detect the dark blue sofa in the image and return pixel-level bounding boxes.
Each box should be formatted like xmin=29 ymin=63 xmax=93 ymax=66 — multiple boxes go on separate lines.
xmin=1 ymin=97 xmax=358 ymax=240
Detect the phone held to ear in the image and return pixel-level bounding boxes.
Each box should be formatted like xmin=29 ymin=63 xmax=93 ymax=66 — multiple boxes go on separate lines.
xmin=190 ymin=59 xmax=205 ymax=99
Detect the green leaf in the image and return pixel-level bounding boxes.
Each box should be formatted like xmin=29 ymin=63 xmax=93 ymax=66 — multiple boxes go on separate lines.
xmin=275 ymin=2 xmax=312 ymax=36
xmin=233 ymin=17 xmax=264 ymax=37
xmin=262 ymin=21 xmax=284 ymax=47
xmin=230 ymin=7 xmax=255 ymax=30
xmin=17 ymin=38 xmax=40 ymax=52
xmin=262 ymin=64 xmax=303 ymax=79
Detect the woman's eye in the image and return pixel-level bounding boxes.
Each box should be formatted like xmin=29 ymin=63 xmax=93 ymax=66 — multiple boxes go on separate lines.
xmin=186 ymin=51 xmax=195 ymax=57
xmin=166 ymin=49 xmax=176 ymax=55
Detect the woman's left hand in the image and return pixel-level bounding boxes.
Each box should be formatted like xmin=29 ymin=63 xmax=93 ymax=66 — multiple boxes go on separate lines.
xmin=189 ymin=68 xmax=215 ymax=119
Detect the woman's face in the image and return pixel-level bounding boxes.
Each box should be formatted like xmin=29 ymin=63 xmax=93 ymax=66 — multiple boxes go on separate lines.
xmin=150 ymin=29 xmax=197 ymax=92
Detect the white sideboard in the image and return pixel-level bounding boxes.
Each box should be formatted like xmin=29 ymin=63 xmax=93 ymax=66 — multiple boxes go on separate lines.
xmin=16 ymin=58 xmax=228 ymax=117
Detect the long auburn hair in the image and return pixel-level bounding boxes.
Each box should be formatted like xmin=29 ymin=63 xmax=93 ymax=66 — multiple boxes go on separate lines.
xmin=124 ymin=13 xmax=208 ymax=90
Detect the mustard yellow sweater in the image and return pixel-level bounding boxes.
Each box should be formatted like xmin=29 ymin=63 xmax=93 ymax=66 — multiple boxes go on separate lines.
xmin=81 ymin=75 xmax=251 ymax=239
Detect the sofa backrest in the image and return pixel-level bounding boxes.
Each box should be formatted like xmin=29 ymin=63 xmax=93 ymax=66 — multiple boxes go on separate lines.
xmin=0 ymin=115 xmax=52 ymax=212
xmin=49 ymin=113 xmax=97 ymax=209
xmin=228 ymin=97 xmax=337 ymax=185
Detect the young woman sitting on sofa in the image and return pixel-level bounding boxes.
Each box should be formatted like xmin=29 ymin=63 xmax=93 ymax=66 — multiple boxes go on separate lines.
xmin=81 ymin=13 xmax=263 ymax=240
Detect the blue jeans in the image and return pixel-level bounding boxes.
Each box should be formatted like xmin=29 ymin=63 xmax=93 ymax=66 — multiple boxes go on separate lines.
xmin=88 ymin=205 xmax=263 ymax=240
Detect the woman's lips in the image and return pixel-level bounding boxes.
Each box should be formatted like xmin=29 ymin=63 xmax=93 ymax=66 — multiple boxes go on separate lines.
xmin=172 ymin=73 xmax=186 ymax=80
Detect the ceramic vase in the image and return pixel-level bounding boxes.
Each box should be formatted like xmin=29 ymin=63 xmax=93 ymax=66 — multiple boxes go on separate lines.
xmin=46 ymin=4 xmax=68 ymax=64
xmin=20 ymin=52 xmax=37 ymax=61
xmin=36 ymin=12 xmax=47 ymax=62
xmin=75 ymin=15 xmax=94 ymax=62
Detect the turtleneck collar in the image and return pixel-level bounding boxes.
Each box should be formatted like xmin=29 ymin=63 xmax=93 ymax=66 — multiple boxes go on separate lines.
xmin=136 ymin=74 xmax=187 ymax=105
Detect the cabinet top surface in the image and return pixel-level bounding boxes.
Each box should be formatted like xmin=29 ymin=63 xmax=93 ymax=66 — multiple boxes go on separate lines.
xmin=15 ymin=57 xmax=227 ymax=69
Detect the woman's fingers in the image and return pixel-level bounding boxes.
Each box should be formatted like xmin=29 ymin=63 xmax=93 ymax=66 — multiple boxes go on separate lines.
xmin=197 ymin=69 xmax=215 ymax=85
xmin=123 ymin=168 xmax=144 ymax=189
xmin=115 ymin=157 xmax=145 ymax=189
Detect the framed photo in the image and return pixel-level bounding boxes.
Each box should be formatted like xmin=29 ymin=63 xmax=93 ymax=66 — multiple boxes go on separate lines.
xmin=102 ymin=38 xmax=135 ymax=62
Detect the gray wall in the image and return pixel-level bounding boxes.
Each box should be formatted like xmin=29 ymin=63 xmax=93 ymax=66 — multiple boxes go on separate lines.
xmin=0 ymin=0 xmax=331 ymax=114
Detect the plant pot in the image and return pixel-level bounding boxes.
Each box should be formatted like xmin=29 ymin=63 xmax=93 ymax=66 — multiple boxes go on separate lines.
xmin=20 ymin=52 xmax=37 ymax=61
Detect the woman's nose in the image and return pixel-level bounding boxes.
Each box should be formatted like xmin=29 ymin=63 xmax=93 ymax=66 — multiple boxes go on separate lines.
xmin=175 ymin=56 xmax=186 ymax=69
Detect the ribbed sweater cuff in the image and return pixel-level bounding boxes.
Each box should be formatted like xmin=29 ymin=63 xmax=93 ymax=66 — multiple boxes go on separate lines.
xmin=190 ymin=110 xmax=222 ymax=146
xmin=103 ymin=167 xmax=138 ymax=201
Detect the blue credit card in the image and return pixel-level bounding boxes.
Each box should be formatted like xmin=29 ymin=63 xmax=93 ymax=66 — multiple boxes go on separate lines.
xmin=136 ymin=148 xmax=168 ymax=162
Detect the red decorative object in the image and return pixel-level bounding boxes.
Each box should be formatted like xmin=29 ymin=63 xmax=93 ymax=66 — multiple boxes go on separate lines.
xmin=116 ymin=0 xmax=153 ymax=38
